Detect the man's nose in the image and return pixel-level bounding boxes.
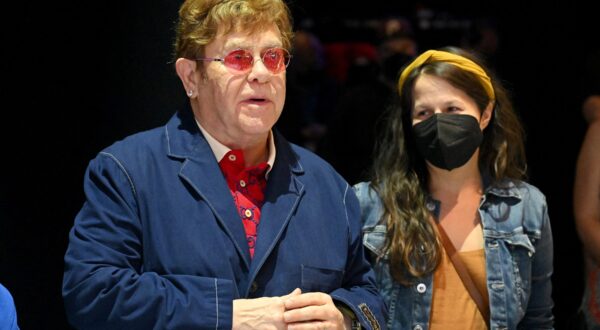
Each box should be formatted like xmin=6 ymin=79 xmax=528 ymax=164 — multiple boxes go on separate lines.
xmin=247 ymin=56 xmax=271 ymax=82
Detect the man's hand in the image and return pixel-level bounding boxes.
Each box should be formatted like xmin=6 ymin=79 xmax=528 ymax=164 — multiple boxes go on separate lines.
xmin=283 ymin=292 xmax=350 ymax=329
xmin=232 ymin=288 xmax=302 ymax=330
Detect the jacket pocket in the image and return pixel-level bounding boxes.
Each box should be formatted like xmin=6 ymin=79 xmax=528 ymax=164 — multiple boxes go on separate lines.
xmin=505 ymin=232 xmax=535 ymax=254
xmin=300 ymin=264 xmax=344 ymax=293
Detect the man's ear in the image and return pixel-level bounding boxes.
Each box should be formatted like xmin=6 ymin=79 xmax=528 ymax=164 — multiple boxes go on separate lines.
xmin=175 ymin=58 xmax=199 ymax=97
xmin=480 ymin=101 xmax=494 ymax=130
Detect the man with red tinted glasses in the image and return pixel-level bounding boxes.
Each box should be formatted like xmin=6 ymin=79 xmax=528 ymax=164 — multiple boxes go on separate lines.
xmin=62 ymin=0 xmax=386 ymax=329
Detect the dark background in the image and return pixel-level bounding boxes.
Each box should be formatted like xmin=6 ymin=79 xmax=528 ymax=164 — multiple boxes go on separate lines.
xmin=1 ymin=1 xmax=597 ymax=329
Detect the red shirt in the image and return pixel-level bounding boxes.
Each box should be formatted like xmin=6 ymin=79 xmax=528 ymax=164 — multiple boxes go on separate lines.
xmin=218 ymin=150 xmax=269 ymax=258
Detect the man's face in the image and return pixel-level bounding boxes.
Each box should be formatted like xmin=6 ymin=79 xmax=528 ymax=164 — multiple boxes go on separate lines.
xmin=195 ymin=24 xmax=287 ymax=147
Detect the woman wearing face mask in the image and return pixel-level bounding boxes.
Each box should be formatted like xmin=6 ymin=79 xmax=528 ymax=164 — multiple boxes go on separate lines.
xmin=354 ymin=47 xmax=554 ymax=329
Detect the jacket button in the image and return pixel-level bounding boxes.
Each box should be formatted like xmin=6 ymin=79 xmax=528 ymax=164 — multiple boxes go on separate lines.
xmin=416 ymin=283 xmax=427 ymax=293
xmin=413 ymin=325 xmax=423 ymax=330
xmin=250 ymin=281 xmax=258 ymax=293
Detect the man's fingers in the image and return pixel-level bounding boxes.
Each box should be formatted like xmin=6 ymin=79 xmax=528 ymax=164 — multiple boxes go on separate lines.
xmin=281 ymin=288 xmax=302 ymax=300
xmin=283 ymin=305 xmax=328 ymax=323
xmin=284 ymin=292 xmax=330 ymax=310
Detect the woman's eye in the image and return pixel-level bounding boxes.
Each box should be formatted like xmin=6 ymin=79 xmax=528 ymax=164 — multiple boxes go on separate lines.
xmin=415 ymin=110 xmax=429 ymax=117
xmin=447 ymin=107 xmax=460 ymax=112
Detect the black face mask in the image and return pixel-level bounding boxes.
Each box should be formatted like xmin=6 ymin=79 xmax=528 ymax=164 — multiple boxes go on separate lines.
xmin=412 ymin=113 xmax=483 ymax=170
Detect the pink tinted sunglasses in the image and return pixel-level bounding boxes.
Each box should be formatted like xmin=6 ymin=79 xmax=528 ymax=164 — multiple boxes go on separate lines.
xmin=196 ymin=48 xmax=292 ymax=74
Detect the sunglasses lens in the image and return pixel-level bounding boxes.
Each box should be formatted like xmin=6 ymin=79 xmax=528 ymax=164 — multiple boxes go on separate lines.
xmin=262 ymin=48 xmax=288 ymax=73
xmin=223 ymin=50 xmax=254 ymax=72
xmin=222 ymin=48 xmax=289 ymax=73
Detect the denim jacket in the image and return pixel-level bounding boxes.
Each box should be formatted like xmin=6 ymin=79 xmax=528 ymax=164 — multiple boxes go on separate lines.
xmin=354 ymin=179 xmax=554 ymax=330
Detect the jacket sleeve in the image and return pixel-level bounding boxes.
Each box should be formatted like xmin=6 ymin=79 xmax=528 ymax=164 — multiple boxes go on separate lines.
xmin=518 ymin=198 xmax=554 ymax=329
xmin=330 ymin=184 xmax=387 ymax=330
xmin=62 ymin=153 xmax=234 ymax=329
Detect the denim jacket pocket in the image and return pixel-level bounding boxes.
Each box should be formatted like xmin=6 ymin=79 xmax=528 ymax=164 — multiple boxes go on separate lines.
xmin=505 ymin=231 xmax=536 ymax=253
xmin=363 ymin=225 xmax=387 ymax=258
xmin=300 ymin=264 xmax=344 ymax=293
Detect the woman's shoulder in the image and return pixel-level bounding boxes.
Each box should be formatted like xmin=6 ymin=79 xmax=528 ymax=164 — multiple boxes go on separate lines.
xmin=514 ymin=180 xmax=547 ymax=206
xmin=489 ymin=179 xmax=547 ymax=205
xmin=352 ymin=182 xmax=383 ymax=209
xmin=352 ymin=181 xmax=380 ymax=200
xmin=353 ymin=182 xmax=389 ymax=256
xmin=352 ymin=181 xmax=386 ymax=227
xmin=487 ymin=179 xmax=550 ymax=232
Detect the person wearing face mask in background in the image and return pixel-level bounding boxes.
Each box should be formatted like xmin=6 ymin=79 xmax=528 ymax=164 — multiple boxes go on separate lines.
xmin=354 ymin=47 xmax=554 ymax=329
xmin=61 ymin=0 xmax=386 ymax=329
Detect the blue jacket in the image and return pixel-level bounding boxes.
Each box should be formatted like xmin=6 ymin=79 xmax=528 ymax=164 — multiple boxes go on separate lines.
xmin=354 ymin=180 xmax=554 ymax=330
xmin=63 ymin=109 xmax=385 ymax=329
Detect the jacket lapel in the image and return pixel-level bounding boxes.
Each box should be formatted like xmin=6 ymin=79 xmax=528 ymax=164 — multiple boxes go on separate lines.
xmin=166 ymin=110 xmax=306 ymax=289
xmin=166 ymin=110 xmax=251 ymax=269
xmin=246 ymin=132 xmax=305 ymax=293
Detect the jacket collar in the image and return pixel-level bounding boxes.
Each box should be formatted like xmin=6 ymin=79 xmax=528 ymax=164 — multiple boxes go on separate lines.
xmin=164 ymin=105 xmax=303 ymax=175
xmin=164 ymin=106 xmax=207 ymax=161
xmin=425 ymin=176 xmax=523 ymax=218
xmin=483 ymin=176 xmax=522 ymax=200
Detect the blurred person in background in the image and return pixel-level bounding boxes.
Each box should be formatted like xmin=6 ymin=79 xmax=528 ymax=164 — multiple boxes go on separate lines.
xmin=574 ymin=45 xmax=600 ymax=330
xmin=574 ymin=93 xmax=600 ymax=330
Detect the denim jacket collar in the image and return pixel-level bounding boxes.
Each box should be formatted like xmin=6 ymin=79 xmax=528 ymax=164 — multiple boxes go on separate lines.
xmin=425 ymin=176 xmax=523 ymax=219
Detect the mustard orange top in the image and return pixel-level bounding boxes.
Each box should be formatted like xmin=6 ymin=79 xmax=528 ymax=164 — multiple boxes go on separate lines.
xmin=430 ymin=248 xmax=489 ymax=330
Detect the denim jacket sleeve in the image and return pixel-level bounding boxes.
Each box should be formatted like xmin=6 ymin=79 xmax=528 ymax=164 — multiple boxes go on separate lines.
xmin=484 ymin=181 xmax=555 ymax=330
xmin=517 ymin=186 xmax=554 ymax=329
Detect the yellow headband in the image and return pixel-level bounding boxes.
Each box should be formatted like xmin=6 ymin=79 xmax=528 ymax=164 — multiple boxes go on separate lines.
xmin=397 ymin=50 xmax=495 ymax=101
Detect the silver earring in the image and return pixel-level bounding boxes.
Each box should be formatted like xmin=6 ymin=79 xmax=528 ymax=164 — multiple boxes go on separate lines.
xmin=187 ymin=90 xmax=193 ymax=97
